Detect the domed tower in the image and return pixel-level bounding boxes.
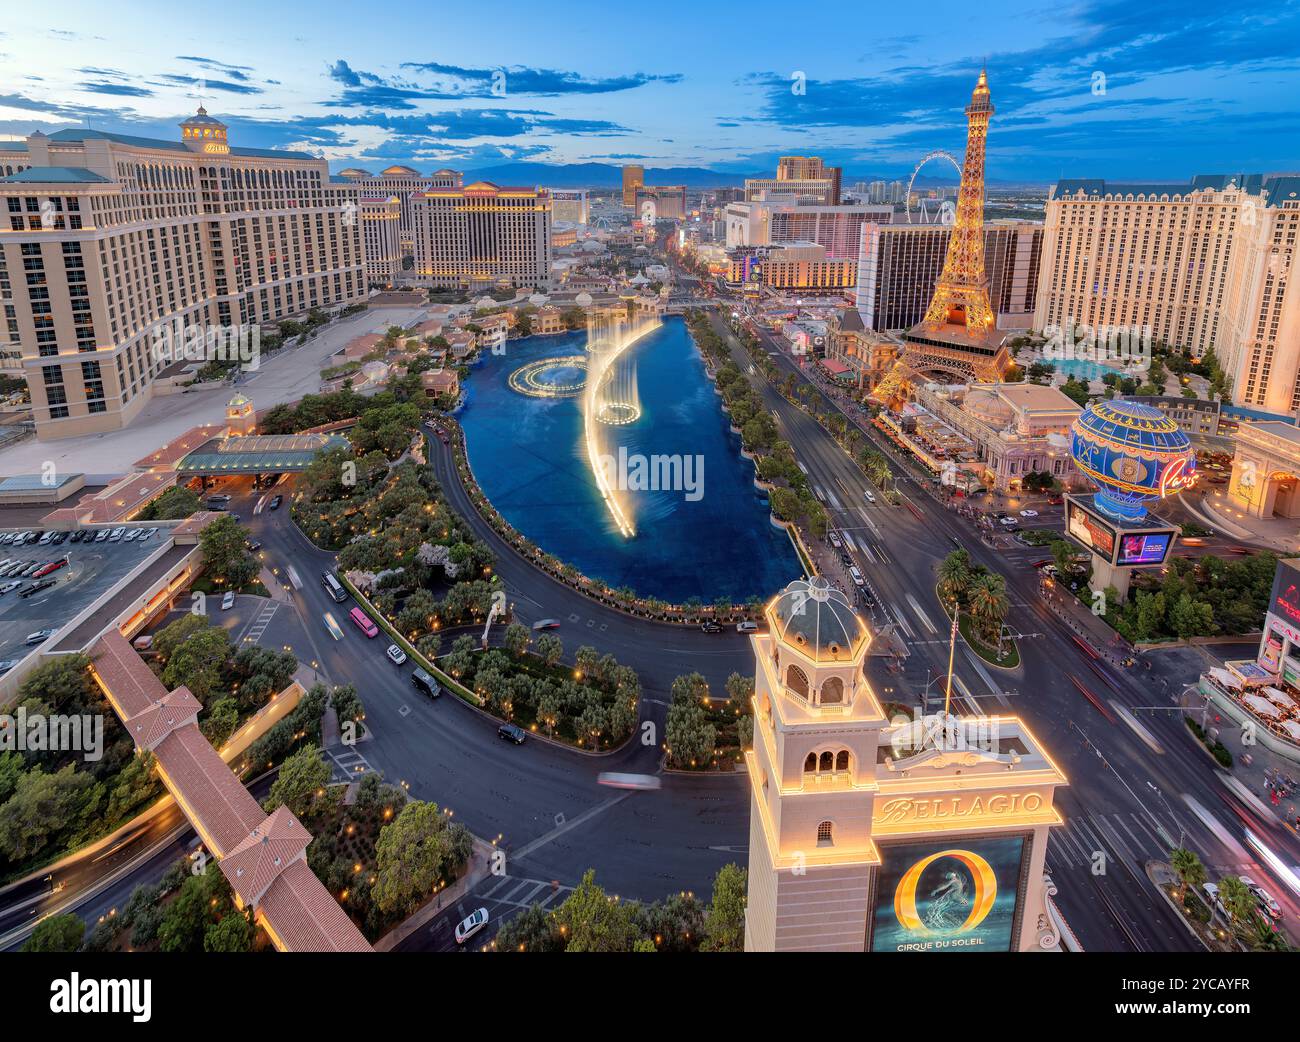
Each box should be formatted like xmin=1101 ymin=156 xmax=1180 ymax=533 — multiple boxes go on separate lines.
xmin=745 ymin=575 xmax=1069 ymax=952
xmin=225 ymin=392 xmax=255 ymax=436
xmin=180 ymin=106 xmax=229 ymax=155
xmin=745 ymin=577 xmax=889 ymax=951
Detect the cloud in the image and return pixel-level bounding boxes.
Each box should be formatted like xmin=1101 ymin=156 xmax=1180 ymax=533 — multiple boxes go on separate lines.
xmin=400 ymin=62 xmax=682 ymax=96
xmin=155 ymin=74 xmax=263 ymax=96
xmin=79 ymin=81 xmax=155 ymax=98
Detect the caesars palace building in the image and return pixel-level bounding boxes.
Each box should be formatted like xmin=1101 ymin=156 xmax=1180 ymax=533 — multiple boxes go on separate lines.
xmin=0 ymin=108 xmax=366 ymax=440
xmin=745 ymin=578 xmax=1068 ymax=953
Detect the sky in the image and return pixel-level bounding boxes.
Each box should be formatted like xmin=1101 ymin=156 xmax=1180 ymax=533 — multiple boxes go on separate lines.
xmin=2 ymin=0 xmax=1299 ymax=184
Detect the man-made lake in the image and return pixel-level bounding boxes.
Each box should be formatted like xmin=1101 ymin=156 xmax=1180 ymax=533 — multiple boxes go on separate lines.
xmin=458 ymin=315 xmax=802 ymax=602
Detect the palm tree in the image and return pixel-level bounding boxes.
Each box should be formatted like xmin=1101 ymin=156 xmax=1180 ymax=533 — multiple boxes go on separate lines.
xmin=1244 ymin=912 xmax=1291 ymax=952
xmin=937 ymin=550 xmax=973 ymax=604
xmin=968 ymin=572 xmax=1009 ymax=649
xmin=1218 ymin=875 xmax=1257 ymax=928
xmin=1169 ymin=847 xmax=1206 ymax=899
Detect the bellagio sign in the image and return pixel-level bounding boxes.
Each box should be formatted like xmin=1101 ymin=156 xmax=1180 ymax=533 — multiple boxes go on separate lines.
xmin=875 ymin=791 xmax=1047 ymax=827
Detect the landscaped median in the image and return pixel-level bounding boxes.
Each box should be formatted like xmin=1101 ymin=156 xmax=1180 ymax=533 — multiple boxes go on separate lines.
xmin=336 ymin=572 xmax=483 ymax=707
xmin=935 ymin=549 xmax=1021 ymax=669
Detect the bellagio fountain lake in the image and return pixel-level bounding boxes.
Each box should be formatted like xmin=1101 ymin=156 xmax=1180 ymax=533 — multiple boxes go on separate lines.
xmin=458 ymin=314 xmax=801 ymax=603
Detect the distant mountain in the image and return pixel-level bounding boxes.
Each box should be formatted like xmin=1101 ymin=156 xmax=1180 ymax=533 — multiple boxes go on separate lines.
xmin=460 ymin=162 xmax=752 ymax=189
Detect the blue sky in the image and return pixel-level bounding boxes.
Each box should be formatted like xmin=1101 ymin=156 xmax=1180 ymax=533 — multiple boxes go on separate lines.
xmin=3 ymin=0 xmax=1299 ymax=182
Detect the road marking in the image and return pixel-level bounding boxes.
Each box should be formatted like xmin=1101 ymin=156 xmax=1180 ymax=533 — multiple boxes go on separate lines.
xmin=905 ymin=593 xmax=937 ymax=635
xmin=890 ymin=604 xmax=916 ymax=640
xmin=512 ymin=793 xmax=633 ymax=861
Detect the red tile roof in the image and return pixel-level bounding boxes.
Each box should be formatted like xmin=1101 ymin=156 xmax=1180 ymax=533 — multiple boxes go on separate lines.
xmin=91 ymin=630 xmax=171 ymax=719
xmin=220 ymin=805 xmax=312 ymax=907
xmin=126 ymin=686 xmax=202 ymax=751
xmin=154 ymin=724 xmax=265 ymax=856
xmin=133 ymin=424 xmax=227 ymax=471
xmin=258 ymin=859 xmax=372 ymax=952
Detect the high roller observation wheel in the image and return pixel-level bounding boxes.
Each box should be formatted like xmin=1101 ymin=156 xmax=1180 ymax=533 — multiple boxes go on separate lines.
xmin=905 ymin=150 xmax=963 ymax=224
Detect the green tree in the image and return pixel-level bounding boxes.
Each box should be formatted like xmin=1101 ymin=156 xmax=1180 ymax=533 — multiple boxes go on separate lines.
xmin=204 ymin=909 xmax=253 ymax=952
xmin=494 ymin=902 xmax=563 ymax=951
xmin=140 ymin=485 xmax=202 ymax=521
xmin=199 ymin=514 xmax=259 ymax=589
xmin=0 ymin=764 xmax=102 ymax=862
xmin=937 ymin=549 xmax=973 ymax=603
xmin=263 ymin=746 xmax=330 ymax=816
xmin=552 ymin=869 xmax=637 ymax=952
xmin=22 ymin=913 xmax=85 ymax=952
xmin=701 ymin=863 xmax=747 ymax=952
xmin=1217 ymin=875 xmax=1256 ymax=926
xmin=724 ymin=672 xmax=754 ymax=707
xmin=535 ymin=633 xmax=563 ymax=668
xmin=160 ymin=622 xmax=233 ymax=706
xmin=503 ymin=622 xmax=530 ymax=657
xmin=372 ymin=800 xmax=471 ymax=916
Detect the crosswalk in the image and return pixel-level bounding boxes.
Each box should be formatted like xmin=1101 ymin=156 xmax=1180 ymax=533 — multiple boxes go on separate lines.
xmin=326 ymin=746 xmax=373 ymax=782
xmin=239 ymin=601 xmax=279 ymax=645
xmin=1049 ymin=809 xmax=1260 ymax=878
xmin=477 ymin=873 xmax=576 ymax=911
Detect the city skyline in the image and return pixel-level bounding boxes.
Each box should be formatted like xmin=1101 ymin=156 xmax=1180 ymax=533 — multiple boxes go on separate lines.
xmin=2 ymin=0 xmax=1299 ymax=182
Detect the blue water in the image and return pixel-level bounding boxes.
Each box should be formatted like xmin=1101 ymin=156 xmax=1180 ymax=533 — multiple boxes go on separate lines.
xmin=1048 ymin=358 xmax=1121 ymax=381
xmin=458 ymin=316 xmax=802 ymax=602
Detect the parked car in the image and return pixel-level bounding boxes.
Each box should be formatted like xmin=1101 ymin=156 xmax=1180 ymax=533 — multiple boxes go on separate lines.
xmin=700 ymin=621 xmax=723 ymax=633
xmin=246 ymin=540 xmax=263 ymax=553
xmin=221 ymin=591 xmax=236 ymax=610
xmin=0 ymin=581 xmax=22 ymax=595
xmin=94 ymin=529 xmax=110 ymax=542
xmin=411 ymin=668 xmax=440 ymax=698
xmin=863 ymin=490 xmax=876 ymax=504
xmin=0 ymin=659 xmax=20 ymax=676
xmin=736 ymin=621 xmax=759 ymax=633
xmin=497 ymin=723 xmax=527 ymax=745
xmin=454 ymin=907 xmax=490 ymax=945
xmin=123 ymin=529 xmax=140 ymax=542
xmin=143 ymin=528 xmax=159 ymax=540
xmin=1240 ymin=875 xmax=1283 ymax=920
xmin=51 ymin=531 xmax=68 ymax=545
xmin=20 ymin=579 xmax=56 ymax=598
xmin=1019 ymin=509 xmax=1039 ymax=518
xmin=108 ymin=527 xmax=125 ymax=541
xmin=132 ymin=634 xmax=154 ymax=652
xmin=828 ymin=531 xmax=843 ymax=549
xmin=849 ymin=566 xmax=865 ymax=586
xmin=385 ymin=644 xmax=408 ymax=666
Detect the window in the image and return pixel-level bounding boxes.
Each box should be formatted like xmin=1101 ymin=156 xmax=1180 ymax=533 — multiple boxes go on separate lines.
xmin=820 ymin=677 xmax=845 ymax=704
xmin=835 ymin=750 xmax=850 ymax=772
xmin=786 ymin=664 xmax=809 ymax=701
xmin=804 ymin=753 xmax=816 ymax=773
xmin=817 ymin=821 xmax=834 ymax=846
xmin=819 ymin=751 xmax=834 ymax=772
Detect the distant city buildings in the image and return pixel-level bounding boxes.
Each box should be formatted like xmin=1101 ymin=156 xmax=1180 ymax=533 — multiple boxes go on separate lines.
xmin=746 ymin=155 xmax=842 ymax=206
xmin=547 ymin=188 xmax=590 ymax=224
xmin=1036 ymin=174 xmax=1300 ymax=417
xmin=728 ymin=243 xmax=857 ymax=293
xmin=636 ymin=184 xmax=687 ymax=221
xmin=621 ymin=164 xmax=645 ymax=206
xmin=0 ymin=109 xmax=365 ymax=439
xmin=725 ymin=200 xmax=894 ymax=258
xmin=411 ymin=181 xmax=552 ymax=291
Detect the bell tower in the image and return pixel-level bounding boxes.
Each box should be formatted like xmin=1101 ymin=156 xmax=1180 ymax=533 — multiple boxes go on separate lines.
xmin=745 ymin=577 xmax=1070 ymax=953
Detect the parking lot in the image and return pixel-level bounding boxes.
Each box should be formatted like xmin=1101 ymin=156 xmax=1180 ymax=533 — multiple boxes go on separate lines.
xmin=0 ymin=525 xmax=170 ymax=671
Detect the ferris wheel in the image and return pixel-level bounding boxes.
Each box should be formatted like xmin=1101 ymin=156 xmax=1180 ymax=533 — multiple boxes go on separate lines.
xmin=906 ymin=150 xmax=962 ymax=224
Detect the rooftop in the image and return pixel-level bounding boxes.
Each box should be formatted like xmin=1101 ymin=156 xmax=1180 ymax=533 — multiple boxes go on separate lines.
xmin=0 ymin=166 xmax=113 ymax=184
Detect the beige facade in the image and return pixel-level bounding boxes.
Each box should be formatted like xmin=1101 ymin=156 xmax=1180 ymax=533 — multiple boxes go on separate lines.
xmin=1228 ymin=419 xmax=1300 ymax=519
xmin=728 ymin=242 xmax=857 ymax=293
xmin=0 ymin=110 xmax=365 ymax=440
xmin=1035 ymin=175 xmax=1300 ymax=416
xmin=337 ymin=165 xmax=461 ymax=253
xmin=411 ymin=181 xmax=551 ymax=291
xmin=621 ymin=165 xmax=644 ymax=207
xmin=359 ymin=195 xmax=402 ymax=284
xmin=747 ymin=156 xmax=841 ymax=206
xmin=744 ymin=578 xmax=1066 ymax=952
xmin=725 ymin=201 xmax=894 ymax=259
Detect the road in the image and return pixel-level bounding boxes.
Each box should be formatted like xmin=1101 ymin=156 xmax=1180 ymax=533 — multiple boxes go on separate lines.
xmin=706 ymin=307 xmax=1300 ymax=952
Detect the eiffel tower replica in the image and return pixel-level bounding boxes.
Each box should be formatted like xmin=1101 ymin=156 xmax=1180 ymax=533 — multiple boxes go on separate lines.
xmin=875 ymin=70 xmax=1011 ymax=401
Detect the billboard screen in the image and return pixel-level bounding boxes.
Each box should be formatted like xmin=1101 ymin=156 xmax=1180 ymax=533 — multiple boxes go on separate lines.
xmin=1116 ymin=530 xmax=1174 ymax=567
xmin=1066 ymin=498 xmax=1117 ymax=560
xmin=870 ymin=836 xmax=1027 ymax=952
xmin=1270 ymin=558 xmax=1300 ymax=630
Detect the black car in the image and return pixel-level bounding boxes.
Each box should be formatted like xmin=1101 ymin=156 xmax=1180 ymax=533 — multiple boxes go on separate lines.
xmin=68 ymin=530 xmax=84 ymax=543
xmin=269 ymin=494 xmax=283 ymax=511
xmin=246 ymin=540 xmax=263 ymax=552
xmin=20 ymin=579 xmax=55 ymax=598
xmin=497 ymin=722 xmax=527 ymax=745
xmin=839 ymin=553 xmax=853 ymax=568
xmin=51 ymin=532 xmax=68 ymax=545
xmin=411 ymin=668 xmax=441 ymax=699
xmin=700 ymin=621 xmax=723 ymax=633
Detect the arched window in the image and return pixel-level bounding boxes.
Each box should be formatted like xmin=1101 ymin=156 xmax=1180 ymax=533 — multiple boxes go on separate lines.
xmin=819 ymin=751 xmax=833 ymax=772
xmin=804 ymin=753 xmax=816 ymax=773
xmin=835 ymin=750 xmax=850 ymax=772
xmin=817 ymin=821 xmax=834 ymax=846
xmin=820 ymin=676 xmax=844 ymax=704
xmin=786 ymin=665 xmax=809 ymax=701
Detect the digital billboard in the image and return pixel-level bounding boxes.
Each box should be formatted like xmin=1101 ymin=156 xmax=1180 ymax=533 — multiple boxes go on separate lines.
xmin=1270 ymin=558 xmax=1300 ymax=630
xmin=870 ymin=836 xmax=1027 ymax=952
xmin=1116 ymin=530 xmax=1175 ymax=567
xmin=1065 ymin=498 xmax=1117 ymax=559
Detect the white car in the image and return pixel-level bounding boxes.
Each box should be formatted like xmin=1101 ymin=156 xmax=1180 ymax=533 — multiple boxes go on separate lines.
xmin=736 ymin=621 xmax=759 ymax=633
xmin=221 ymin=591 xmax=236 ymax=610
xmin=386 ymin=644 xmax=408 ymax=666
xmin=123 ymin=529 xmax=140 ymax=542
xmin=0 ymin=580 xmax=21 ymax=594
xmin=25 ymin=628 xmax=56 ymax=646
xmin=1019 ymin=509 xmax=1039 ymax=518
xmin=863 ymin=490 xmax=876 ymax=503
xmin=454 ymin=907 xmax=490 ymax=945
xmin=849 ymin=566 xmax=865 ymax=587
xmin=108 ymin=527 xmax=126 ymax=541
xmin=828 ymin=531 xmax=843 ymax=549
xmin=1240 ymin=875 xmax=1283 ymax=920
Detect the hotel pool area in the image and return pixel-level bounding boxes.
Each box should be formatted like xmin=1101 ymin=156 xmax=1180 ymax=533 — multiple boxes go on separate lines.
xmin=1042 ymin=356 xmax=1148 ymax=382
xmin=457 ymin=316 xmax=802 ymax=603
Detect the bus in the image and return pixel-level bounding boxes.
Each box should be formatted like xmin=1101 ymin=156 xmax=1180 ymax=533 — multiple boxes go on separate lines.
xmin=321 ymin=572 xmax=348 ymax=603
xmin=348 ymin=606 xmax=379 ymax=638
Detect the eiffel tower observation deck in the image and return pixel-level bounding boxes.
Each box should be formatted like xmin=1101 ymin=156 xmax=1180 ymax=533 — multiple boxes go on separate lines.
xmin=892 ymin=70 xmax=1012 ymax=389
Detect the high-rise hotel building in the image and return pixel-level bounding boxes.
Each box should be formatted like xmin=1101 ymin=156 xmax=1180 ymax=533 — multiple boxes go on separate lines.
xmin=411 ymin=181 xmax=552 ymax=291
xmin=359 ymin=195 xmax=402 ymax=284
xmin=337 ymin=165 xmax=461 ymax=254
xmin=746 ymin=156 xmax=842 ymax=206
xmin=0 ymin=109 xmax=365 ymax=439
xmin=855 ymin=220 xmax=1042 ymax=332
xmin=621 ymin=165 xmax=645 ymax=207
xmin=1035 ymin=174 xmax=1300 ymax=416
